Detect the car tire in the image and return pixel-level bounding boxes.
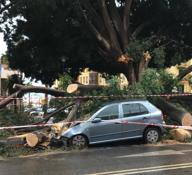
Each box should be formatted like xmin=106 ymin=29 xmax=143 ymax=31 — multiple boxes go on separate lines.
xmin=69 ymin=135 xmax=88 ymax=149
xmin=144 ymin=127 xmax=161 ymax=144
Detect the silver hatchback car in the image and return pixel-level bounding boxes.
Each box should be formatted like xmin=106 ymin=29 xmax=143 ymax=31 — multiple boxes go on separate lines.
xmin=61 ymin=100 xmax=164 ymax=148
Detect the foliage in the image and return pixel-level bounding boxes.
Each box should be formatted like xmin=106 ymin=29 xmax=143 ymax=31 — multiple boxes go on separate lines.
xmin=139 ymin=69 xmax=177 ymax=95
xmin=0 ymin=110 xmax=34 ymax=126
xmin=126 ymin=39 xmax=152 ymax=62
xmin=151 ymin=47 xmax=166 ymax=68
xmin=1 ymin=0 xmax=192 ymax=84
xmin=0 ymin=130 xmax=12 ymax=138
xmin=0 ymin=143 xmax=47 ymax=157
xmin=57 ymin=74 xmax=72 ymax=91
xmin=0 ymin=54 xmax=9 ymax=65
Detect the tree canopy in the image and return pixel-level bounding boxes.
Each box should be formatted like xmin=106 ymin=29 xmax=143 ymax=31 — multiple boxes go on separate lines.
xmin=1 ymin=0 xmax=192 ymax=84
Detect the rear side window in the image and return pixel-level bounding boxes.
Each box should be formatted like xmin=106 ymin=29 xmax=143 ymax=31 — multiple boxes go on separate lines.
xmin=95 ymin=104 xmax=119 ymax=120
xmin=122 ymin=103 xmax=148 ymax=118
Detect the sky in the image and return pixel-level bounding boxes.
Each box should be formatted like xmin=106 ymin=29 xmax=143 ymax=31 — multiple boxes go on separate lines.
xmin=0 ymin=33 xmax=7 ymax=57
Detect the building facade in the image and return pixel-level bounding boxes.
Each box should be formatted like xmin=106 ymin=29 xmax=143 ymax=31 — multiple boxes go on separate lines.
xmin=77 ymin=68 xmax=128 ymax=88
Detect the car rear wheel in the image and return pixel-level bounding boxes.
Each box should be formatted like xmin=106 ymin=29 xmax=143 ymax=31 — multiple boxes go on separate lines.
xmin=70 ymin=135 xmax=88 ymax=149
xmin=144 ymin=127 xmax=161 ymax=143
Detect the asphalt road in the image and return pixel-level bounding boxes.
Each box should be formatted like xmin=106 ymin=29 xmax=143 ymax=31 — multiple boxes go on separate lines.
xmin=1 ymin=141 xmax=192 ymax=175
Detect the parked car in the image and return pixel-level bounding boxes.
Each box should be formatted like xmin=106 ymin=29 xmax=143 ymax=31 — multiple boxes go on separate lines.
xmin=29 ymin=108 xmax=44 ymax=118
xmin=61 ymin=100 xmax=165 ymax=148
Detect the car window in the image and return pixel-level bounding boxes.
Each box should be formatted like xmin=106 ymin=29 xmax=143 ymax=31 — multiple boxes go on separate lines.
xmin=95 ymin=104 xmax=119 ymax=120
xmin=122 ymin=103 xmax=148 ymax=118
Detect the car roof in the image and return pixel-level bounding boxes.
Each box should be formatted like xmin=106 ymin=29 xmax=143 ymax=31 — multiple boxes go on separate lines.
xmin=101 ymin=99 xmax=148 ymax=106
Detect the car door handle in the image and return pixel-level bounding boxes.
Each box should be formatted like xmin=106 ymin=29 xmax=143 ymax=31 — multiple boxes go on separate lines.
xmin=143 ymin=117 xmax=149 ymax=120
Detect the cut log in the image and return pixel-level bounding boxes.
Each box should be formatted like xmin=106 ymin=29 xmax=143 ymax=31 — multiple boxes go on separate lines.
xmin=67 ymin=83 xmax=103 ymax=94
xmin=153 ymin=97 xmax=192 ymax=126
xmin=26 ymin=132 xmax=47 ymax=147
xmin=170 ymin=129 xmax=192 ymax=142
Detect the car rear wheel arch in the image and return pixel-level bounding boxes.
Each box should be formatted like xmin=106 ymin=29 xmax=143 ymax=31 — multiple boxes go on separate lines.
xmin=143 ymin=126 xmax=162 ymax=143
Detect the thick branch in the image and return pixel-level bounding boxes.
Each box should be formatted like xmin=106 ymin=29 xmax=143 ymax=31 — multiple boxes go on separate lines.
xmin=0 ymin=84 xmax=69 ymax=109
xmin=98 ymin=0 xmax=122 ymax=52
xmin=0 ymin=90 xmax=22 ymax=109
xmin=108 ymin=1 xmax=125 ymax=50
xmin=178 ymin=65 xmax=192 ymax=81
xmin=80 ymin=0 xmax=106 ymax=35
xmin=13 ymin=84 xmax=67 ymax=96
xmin=123 ymin=0 xmax=133 ymax=45
xmin=78 ymin=0 xmax=111 ymax=51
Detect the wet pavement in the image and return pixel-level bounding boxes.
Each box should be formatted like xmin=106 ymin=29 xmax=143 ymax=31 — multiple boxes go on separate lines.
xmin=0 ymin=142 xmax=192 ymax=175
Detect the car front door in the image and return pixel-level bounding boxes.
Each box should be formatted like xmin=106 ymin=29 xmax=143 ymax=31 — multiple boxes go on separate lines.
xmin=88 ymin=104 xmax=122 ymax=144
xmin=121 ymin=103 xmax=151 ymax=138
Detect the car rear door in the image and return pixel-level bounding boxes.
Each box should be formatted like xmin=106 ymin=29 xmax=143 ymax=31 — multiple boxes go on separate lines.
xmin=120 ymin=102 xmax=151 ymax=138
xmin=88 ymin=104 xmax=123 ymax=143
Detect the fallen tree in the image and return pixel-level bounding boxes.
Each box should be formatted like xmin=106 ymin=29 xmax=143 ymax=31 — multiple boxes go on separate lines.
xmin=153 ymin=97 xmax=192 ymax=126
xmin=13 ymin=84 xmax=68 ymax=96
xmin=0 ymin=84 xmax=68 ymax=109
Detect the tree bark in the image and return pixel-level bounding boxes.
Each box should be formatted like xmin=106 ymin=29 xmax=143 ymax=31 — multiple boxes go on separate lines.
xmin=122 ymin=0 xmax=133 ymax=46
xmin=57 ymin=100 xmax=81 ymax=137
xmin=0 ymin=84 xmax=68 ymax=109
xmin=137 ymin=51 xmax=151 ymax=81
xmin=108 ymin=1 xmax=125 ymax=49
xmin=98 ymin=0 xmax=122 ymax=52
xmin=78 ymin=1 xmax=111 ymax=51
xmin=13 ymin=84 xmax=67 ymax=96
xmin=124 ymin=62 xmax=136 ymax=85
xmin=33 ymin=103 xmax=75 ymax=125
xmin=67 ymin=84 xmax=103 ymax=94
xmin=177 ymin=65 xmax=192 ymax=81
xmin=153 ymin=97 xmax=192 ymax=126
xmin=0 ymin=90 xmax=22 ymax=109
xmin=26 ymin=131 xmax=47 ymax=147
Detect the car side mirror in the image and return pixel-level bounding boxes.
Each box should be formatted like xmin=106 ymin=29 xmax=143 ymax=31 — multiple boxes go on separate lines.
xmin=92 ymin=118 xmax=102 ymax=123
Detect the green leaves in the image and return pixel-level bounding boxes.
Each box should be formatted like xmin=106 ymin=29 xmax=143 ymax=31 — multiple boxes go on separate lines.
xmin=152 ymin=47 xmax=166 ymax=68
xmin=139 ymin=68 xmax=177 ymax=95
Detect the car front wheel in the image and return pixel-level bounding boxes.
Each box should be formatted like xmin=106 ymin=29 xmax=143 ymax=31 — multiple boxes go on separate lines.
xmin=70 ymin=135 xmax=88 ymax=149
xmin=144 ymin=127 xmax=161 ymax=143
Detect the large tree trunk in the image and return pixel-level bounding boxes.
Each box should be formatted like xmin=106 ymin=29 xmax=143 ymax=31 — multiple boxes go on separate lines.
xmin=124 ymin=62 xmax=136 ymax=85
xmin=26 ymin=131 xmax=47 ymax=147
xmin=153 ymin=97 xmax=192 ymax=126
